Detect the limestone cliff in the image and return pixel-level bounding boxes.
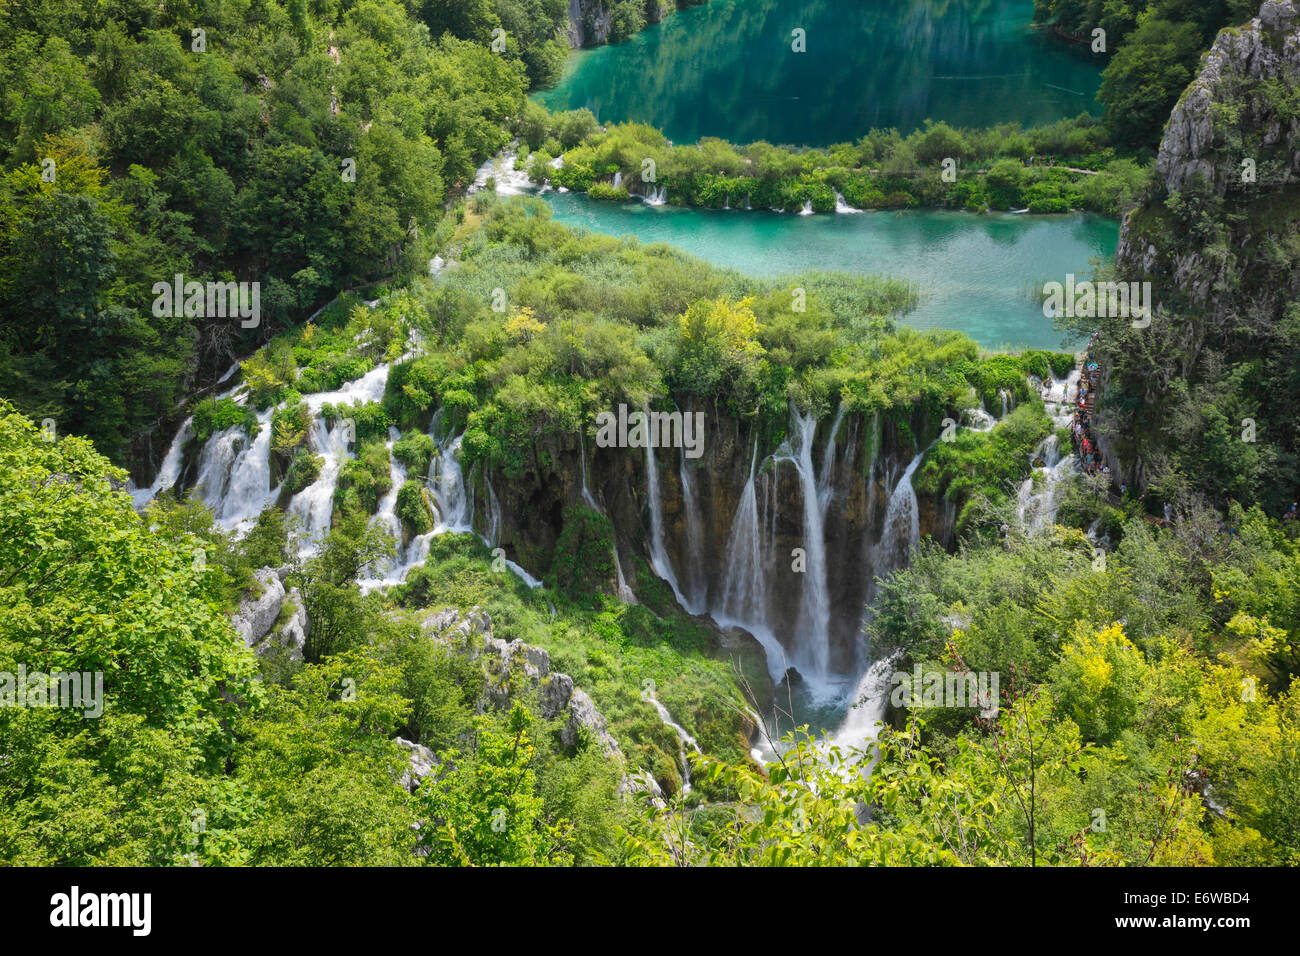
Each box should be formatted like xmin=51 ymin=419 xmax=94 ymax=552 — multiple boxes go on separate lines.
xmin=566 ymin=0 xmax=685 ymax=49
xmin=1100 ymin=0 xmax=1300 ymax=507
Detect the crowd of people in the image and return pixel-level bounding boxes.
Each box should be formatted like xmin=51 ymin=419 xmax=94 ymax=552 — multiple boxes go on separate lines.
xmin=1071 ymin=351 xmax=1108 ymax=480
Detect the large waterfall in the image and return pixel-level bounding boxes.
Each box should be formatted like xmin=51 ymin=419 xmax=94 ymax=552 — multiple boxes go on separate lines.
xmin=130 ymin=327 xmax=1079 ymax=764
xmin=644 ymin=435 xmax=694 ymax=612
xmin=715 ymin=442 xmax=787 ymax=680
xmin=780 ymin=408 xmax=833 ymax=681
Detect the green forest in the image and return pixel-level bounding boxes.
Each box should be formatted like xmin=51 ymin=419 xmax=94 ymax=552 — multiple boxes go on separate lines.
xmin=0 ymin=0 xmax=1297 ymax=870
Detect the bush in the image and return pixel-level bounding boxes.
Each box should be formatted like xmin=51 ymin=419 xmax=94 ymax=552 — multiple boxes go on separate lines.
xmin=393 ymin=430 xmax=436 ymax=476
xmin=396 ymin=479 xmax=434 ymax=536
xmin=334 ymin=442 xmax=392 ymax=517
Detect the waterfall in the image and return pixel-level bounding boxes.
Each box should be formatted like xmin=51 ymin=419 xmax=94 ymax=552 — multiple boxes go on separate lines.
xmin=678 ymin=446 xmax=706 ymax=611
xmin=644 ymin=435 xmax=693 ymax=611
xmin=579 ymin=431 xmax=601 ymax=512
xmin=430 ymin=433 xmax=473 ymax=533
xmin=642 ymin=184 xmax=667 ymax=206
xmin=485 ymin=477 xmax=502 ymax=546
xmin=130 ymin=416 xmax=193 ymax=507
xmin=965 ymin=403 xmax=996 ymax=432
xmin=646 ymin=695 xmax=700 ymax=795
xmin=213 ymin=406 xmax=278 ymax=532
xmin=358 ymin=427 xmax=409 ymax=590
xmin=776 ymin=407 xmax=832 ymax=680
xmin=1016 ymin=434 xmax=1077 ymax=533
xmin=714 ymin=443 xmax=787 ymax=681
xmin=833 ymin=190 xmax=861 ymax=214
xmin=817 ymin=404 xmax=846 ymax=514
xmin=613 ymin=547 xmax=638 ymax=605
xmin=875 ymin=446 xmax=927 ymax=579
xmin=288 ymin=416 xmax=351 ymax=555
xmin=828 ymin=655 xmax=899 ymax=772
xmin=799 ymin=199 xmax=814 ymax=216
xmin=468 ymin=146 xmax=533 ymax=196
xmin=612 ymin=171 xmax=622 ymax=189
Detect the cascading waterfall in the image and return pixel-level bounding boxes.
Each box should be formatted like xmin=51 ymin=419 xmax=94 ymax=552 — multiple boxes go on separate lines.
xmin=646 ymin=695 xmax=700 ymax=795
xmin=875 ymin=445 xmax=927 ymax=580
xmin=678 ymin=446 xmax=707 ymax=612
xmin=130 ymin=417 xmax=193 ymax=507
xmin=1017 ymin=434 xmax=1076 ymax=532
xmin=289 ymin=415 xmax=350 ymax=554
xmin=430 ymin=433 xmax=473 ymax=533
xmin=644 ymin=434 xmax=693 ymax=611
xmin=775 ymin=407 xmax=832 ymax=681
xmin=213 ymin=406 xmax=278 ymax=532
xmin=714 ymin=443 xmax=786 ymax=681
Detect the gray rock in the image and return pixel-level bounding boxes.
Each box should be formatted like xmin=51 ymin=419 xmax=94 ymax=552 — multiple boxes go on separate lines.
xmin=563 ymin=688 xmax=622 ymax=756
xmin=1156 ymin=0 xmax=1300 ymax=197
xmin=231 ymin=568 xmax=284 ymax=648
xmin=395 ymin=737 xmax=438 ymax=792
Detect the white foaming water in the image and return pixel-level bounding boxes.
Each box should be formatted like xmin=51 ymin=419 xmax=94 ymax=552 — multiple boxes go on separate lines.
xmin=1016 ymin=434 xmax=1077 ymax=533
xmin=643 ymin=184 xmax=667 ymax=206
xmin=678 ymin=445 xmax=707 ymax=613
xmin=713 ymin=443 xmax=788 ymax=682
xmin=827 ymin=655 xmax=898 ymax=774
xmin=833 ymin=190 xmax=862 ymax=214
xmin=288 ymin=416 xmax=352 ymax=555
xmin=207 ymin=405 xmax=279 ymax=533
xmin=646 ymin=695 xmax=700 ymax=795
xmin=799 ymin=199 xmax=814 ymax=216
xmin=130 ymin=416 xmax=193 ymax=507
xmin=775 ymin=407 xmax=832 ymax=681
xmin=1041 ymin=368 xmax=1081 ymax=428
xmin=357 ymin=427 xmax=435 ymax=592
xmin=612 ymin=171 xmax=622 ymax=189
xmin=430 ymin=432 xmax=472 ymax=533
xmin=965 ymin=405 xmax=997 ymax=432
xmin=644 ymin=433 xmax=692 ymax=611
xmin=468 ymin=147 xmax=533 ymax=196
xmin=875 ymin=446 xmax=927 ymax=580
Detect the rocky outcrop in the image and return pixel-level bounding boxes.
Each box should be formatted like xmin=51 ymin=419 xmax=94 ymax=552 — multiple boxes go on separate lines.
xmin=419 ymin=606 xmax=622 ymax=758
xmin=230 ymin=567 xmax=308 ymax=663
xmin=395 ymin=737 xmax=438 ymax=793
xmin=566 ymin=1 xmax=687 ymax=49
xmin=1157 ymin=0 xmax=1300 ymax=197
xmin=232 ymin=568 xmax=284 ymax=648
xmin=1103 ymin=1 xmax=1300 ymax=500
xmin=486 ymin=402 xmax=948 ymax=675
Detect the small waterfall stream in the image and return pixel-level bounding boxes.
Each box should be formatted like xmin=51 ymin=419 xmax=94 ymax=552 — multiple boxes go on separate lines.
xmin=645 ymin=694 xmax=701 ymax=795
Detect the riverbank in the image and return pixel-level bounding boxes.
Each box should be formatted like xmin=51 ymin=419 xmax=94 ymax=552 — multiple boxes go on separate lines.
xmin=518 ymin=115 xmax=1151 ymax=218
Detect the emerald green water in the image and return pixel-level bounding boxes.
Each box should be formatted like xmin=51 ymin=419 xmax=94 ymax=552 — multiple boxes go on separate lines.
xmin=537 ymin=0 xmax=1103 ymax=146
xmin=541 ymin=190 xmax=1118 ymax=350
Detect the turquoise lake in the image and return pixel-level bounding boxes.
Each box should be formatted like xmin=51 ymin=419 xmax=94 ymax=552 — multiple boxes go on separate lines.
xmin=540 ymin=189 xmax=1118 ymax=351
xmin=537 ymin=0 xmax=1104 ymax=146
